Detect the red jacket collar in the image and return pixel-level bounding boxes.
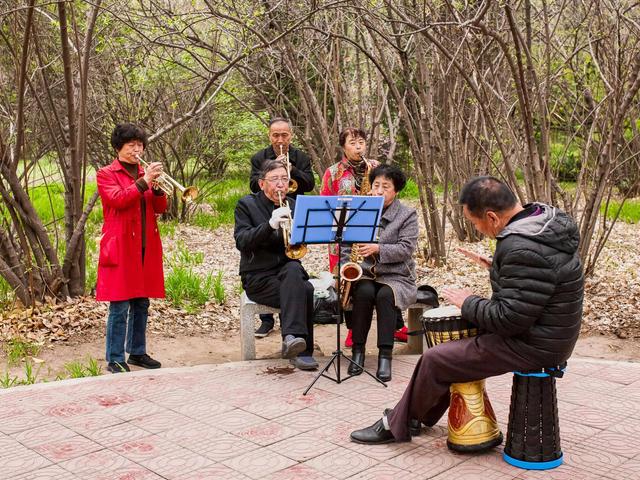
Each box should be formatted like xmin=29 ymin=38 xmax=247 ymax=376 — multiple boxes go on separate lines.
xmin=108 ymin=158 xmax=144 ymax=177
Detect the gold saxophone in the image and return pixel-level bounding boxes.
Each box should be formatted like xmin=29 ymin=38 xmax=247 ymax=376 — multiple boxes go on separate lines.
xmin=338 ymin=157 xmax=375 ymax=308
xmin=359 ymin=154 xmax=372 ymax=195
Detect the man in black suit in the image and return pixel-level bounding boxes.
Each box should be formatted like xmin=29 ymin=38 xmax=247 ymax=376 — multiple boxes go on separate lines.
xmin=249 ymin=118 xmax=315 ymax=338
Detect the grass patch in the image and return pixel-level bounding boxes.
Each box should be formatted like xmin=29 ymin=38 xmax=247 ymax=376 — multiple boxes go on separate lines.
xmin=60 ymin=357 xmax=102 ymax=379
xmin=399 ymin=178 xmax=419 ymax=199
xmin=165 ymin=267 xmax=214 ymax=312
xmin=158 ymin=219 xmax=179 ymax=238
xmin=601 ymin=198 xmax=640 ymax=223
xmin=3 ymin=338 xmax=41 ymax=366
xmin=168 ymin=240 xmax=204 ymax=268
xmin=192 ymin=177 xmax=247 ymax=230
xmin=212 ymin=270 xmax=225 ymax=304
xmin=0 ymin=360 xmax=42 ymax=388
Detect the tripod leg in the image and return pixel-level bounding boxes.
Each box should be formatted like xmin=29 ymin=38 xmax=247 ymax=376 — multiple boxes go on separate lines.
xmin=303 ymin=353 xmax=339 ymax=395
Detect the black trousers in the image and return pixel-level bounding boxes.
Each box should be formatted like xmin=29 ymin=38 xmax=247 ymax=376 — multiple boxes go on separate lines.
xmin=350 ymin=279 xmax=395 ymax=349
xmin=242 ymin=261 xmax=314 ymax=356
xmin=387 ymin=333 xmax=542 ymax=441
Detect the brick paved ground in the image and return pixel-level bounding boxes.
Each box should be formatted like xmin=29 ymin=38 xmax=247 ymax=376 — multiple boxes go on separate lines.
xmin=1 ymin=355 xmax=639 ymax=479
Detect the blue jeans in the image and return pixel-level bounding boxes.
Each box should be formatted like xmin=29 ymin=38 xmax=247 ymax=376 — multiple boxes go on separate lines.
xmin=106 ymin=298 xmax=149 ymax=363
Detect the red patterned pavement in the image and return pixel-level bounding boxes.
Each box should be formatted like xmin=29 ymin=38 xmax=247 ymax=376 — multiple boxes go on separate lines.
xmin=1 ymin=356 xmax=639 ymax=479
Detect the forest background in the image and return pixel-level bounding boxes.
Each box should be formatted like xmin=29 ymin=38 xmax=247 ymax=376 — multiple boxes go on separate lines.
xmin=0 ymin=0 xmax=639 ymax=380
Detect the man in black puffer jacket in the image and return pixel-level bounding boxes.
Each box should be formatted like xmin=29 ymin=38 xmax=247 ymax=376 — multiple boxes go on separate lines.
xmin=350 ymin=176 xmax=584 ymax=444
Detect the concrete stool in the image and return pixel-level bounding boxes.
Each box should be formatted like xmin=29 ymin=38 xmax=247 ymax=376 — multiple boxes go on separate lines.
xmin=503 ymin=366 xmax=565 ymax=470
xmin=239 ymin=292 xmax=279 ymax=361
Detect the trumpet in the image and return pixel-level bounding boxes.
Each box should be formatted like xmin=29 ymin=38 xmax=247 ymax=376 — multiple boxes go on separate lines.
xmin=277 ymin=191 xmax=307 ymax=260
xmin=278 ymin=146 xmax=298 ymax=193
xmin=136 ymin=155 xmax=199 ymax=202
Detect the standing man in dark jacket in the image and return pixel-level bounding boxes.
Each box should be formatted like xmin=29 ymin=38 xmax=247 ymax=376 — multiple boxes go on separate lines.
xmin=350 ymin=176 xmax=584 ymax=444
xmin=249 ymin=118 xmax=315 ymax=338
xmin=235 ymin=159 xmax=318 ymax=371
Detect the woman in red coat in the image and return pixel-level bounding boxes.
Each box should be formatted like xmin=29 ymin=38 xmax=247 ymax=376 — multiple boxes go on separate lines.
xmin=96 ymin=123 xmax=167 ymax=373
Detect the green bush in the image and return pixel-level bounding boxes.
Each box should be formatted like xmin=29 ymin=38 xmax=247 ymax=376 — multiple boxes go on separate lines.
xmin=398 ymin=178 xmax=419 ymax=199
xmin=549 ymin=142 xmax=581 ymax=182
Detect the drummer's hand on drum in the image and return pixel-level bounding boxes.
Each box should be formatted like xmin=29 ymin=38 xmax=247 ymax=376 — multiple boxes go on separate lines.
xmin=441 ymin=287 xmax=474 ymax=308
xmin=458 ymin=248 xmax=492 ymax=269
xmin=357 ymin=243 xmax=379 ymax=257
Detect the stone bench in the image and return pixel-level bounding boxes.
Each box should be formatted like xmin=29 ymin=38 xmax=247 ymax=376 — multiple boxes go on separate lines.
xmin=239 ymin=292 xmax=281 ymax=361
xmin=239 ymin=292 xmax=432 ymax=361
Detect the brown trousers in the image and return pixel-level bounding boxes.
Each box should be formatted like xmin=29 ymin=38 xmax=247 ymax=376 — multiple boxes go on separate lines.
xmin=387 ymin=333 xmax=541 ymax=441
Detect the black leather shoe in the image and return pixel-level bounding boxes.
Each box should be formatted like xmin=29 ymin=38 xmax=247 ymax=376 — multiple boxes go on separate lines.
xmin=348 ymin=346 xmax=365 ymax=375
xmin=350 ymin=418 xmax=395 ymax=444
xmin=128 ymin=354 xmax=161 ymax=369
xmin=377 ymin=353 xmax=392 ymax=382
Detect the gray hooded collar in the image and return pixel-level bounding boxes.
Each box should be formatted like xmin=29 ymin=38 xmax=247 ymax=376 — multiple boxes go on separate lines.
xmin=496 ymin=202 xmax=580 ymax=254
xmin=497 ymin=203 xmax=556 ymax=239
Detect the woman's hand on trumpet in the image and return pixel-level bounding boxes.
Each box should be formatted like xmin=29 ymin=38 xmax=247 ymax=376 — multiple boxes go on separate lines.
xmin=355 ymin=243 xmax=379 ymax=257
xmin=143 ymin=162 xmax=163 ymax=186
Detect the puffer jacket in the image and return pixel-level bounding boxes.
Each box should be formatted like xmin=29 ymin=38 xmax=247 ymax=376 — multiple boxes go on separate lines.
xmin=462 ymin=203 xmax=584 ymax=366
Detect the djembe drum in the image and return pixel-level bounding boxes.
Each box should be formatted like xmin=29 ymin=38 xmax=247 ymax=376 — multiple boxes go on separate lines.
xmin=421 ymin=306 xmax=503 ymax=452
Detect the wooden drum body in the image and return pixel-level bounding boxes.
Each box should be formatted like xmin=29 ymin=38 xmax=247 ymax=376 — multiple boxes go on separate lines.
xmin=422 ymin=306 xmax=503 ymax=452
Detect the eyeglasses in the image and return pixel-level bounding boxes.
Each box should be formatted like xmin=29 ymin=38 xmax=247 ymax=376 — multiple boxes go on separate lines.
xmin=263 ymin=176 xmax=290 ymax=185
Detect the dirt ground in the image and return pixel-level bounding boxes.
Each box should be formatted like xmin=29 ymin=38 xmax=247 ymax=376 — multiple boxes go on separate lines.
xmin=3 ymin=324 xmax=639 ymax=382
xmin=1 ymin=216 xmax=638 ymax=382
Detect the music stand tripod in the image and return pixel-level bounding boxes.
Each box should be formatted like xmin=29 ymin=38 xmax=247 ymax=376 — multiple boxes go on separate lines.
xmin=296 ymin=197 xmax=387 ymax=395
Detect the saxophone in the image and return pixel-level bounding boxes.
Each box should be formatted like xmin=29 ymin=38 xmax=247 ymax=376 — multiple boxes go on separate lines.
xmin=359 ymin=155 xmax=372 ymax=195
xmin=339 ymin=156 xmax=376 ymax=308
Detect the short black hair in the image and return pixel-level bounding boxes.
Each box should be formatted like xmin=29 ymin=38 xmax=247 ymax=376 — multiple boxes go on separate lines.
xmin=339 ymin=127 xmax=367 ymax=147
xmin=268 ymin=117 xmax=291 ymax=128
xmin=369 ymin=164 xmax=407 ymax=192
xmin=459 ymin=176 xmax=517 ymax=217
xmin=110 ymin=123 xmax=148 ymax=151
xmin=259 ymin=159 xmax=287 ymax=179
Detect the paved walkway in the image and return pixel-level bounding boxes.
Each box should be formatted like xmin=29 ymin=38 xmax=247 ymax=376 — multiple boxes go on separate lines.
xmin=1 ymin=355 xmax=639 ymax=479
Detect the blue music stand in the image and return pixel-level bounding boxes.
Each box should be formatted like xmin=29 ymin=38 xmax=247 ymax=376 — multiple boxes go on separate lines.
xmin=291 ymin=195 xmax=387 ymax=395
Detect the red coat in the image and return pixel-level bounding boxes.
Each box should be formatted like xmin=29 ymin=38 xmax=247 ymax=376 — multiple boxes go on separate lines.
xmin=96 ymin=159 xmax=167 ymax=301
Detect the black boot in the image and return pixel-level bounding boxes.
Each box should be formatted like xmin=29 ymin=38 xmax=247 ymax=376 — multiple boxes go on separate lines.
xmin=376 ymin=349 xmax=392 ymax=382
xmin=348 ymin=345 xmax=365 ymax=375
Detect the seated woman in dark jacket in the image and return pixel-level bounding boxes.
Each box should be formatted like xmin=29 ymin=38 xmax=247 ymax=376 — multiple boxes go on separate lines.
xmin=345 ymin=164 xmax=418 ymax=382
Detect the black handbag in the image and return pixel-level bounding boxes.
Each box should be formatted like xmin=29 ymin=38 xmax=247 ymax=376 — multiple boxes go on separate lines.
xmin=313 ymin=285 xmax=339 ymax=324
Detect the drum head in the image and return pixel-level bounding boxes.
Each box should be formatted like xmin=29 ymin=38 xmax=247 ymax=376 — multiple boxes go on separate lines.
xmin=422 ymin=305 xmax=462 ymax=319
